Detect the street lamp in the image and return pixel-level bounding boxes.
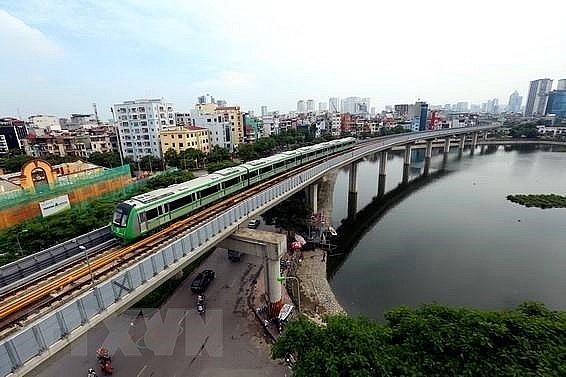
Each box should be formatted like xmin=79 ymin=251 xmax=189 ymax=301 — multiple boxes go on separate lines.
xmin=277 ymin=275 xmax=301 ymax=313
xmin=16 ymin=229 xmax=28 ymax=257
xmin=79 ymin=245 xmax=95 ymax=289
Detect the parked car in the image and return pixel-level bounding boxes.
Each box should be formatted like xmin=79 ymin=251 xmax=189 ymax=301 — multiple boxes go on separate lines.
xmin=248 ymin=219 xmax=261 ymax=229
xmin=190 ymin=269 xmax=215 ymax=293
xmin=227 ymin=249 xmax=242 ymax=262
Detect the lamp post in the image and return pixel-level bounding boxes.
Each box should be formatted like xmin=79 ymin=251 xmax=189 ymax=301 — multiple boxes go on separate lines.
xmin=277 ymin=275 xmax=301 ymax=313
xmin=16 ymin=229 xmax=28 ymax=257
xmin=79 ymin=245 xmax=95 ymax=289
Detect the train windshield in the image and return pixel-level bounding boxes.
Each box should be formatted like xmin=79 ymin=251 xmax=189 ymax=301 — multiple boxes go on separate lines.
xmin=112 ymin=203 xmax=132 ymax=227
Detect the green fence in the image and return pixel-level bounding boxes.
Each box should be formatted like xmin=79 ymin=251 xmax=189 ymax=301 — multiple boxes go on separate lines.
xmin=0 ymin=165 xmax=132 ymax=210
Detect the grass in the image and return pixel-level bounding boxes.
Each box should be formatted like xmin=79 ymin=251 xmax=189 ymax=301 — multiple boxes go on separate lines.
xmin=507 ymin=194 xmax=566 ymax=209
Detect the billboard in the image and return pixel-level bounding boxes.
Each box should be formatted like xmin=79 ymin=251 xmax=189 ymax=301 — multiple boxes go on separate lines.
xmin=39 ymin=194 xmax=71 ymax=218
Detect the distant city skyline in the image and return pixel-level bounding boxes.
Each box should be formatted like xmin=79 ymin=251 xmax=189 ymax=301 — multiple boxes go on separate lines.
xmin=1 ymin=1 xmax=564 ymax=119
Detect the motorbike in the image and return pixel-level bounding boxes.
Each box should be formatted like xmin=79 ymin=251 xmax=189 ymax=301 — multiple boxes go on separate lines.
xmin=196 ymin=295 xmax=206 ymax=315
xmin=96 ymin=347 xmax=113 ymax=375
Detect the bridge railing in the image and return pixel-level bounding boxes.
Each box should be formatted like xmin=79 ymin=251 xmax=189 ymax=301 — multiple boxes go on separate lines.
xmin=0 ymin=124 xmax=499 ymax=376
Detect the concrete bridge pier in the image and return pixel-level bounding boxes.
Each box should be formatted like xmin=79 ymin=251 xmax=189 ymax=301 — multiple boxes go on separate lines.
xmin=424 ymin=141 xmax=432 ymax=177
xmin=470 ymin=133 xmax=478 ymax=155
xmin=457 ymin=135 xmax=466 ymax=158
xmin=377 ymin=150 xmax=387 ymax=198
xmin=305 ymin=183 xmax=319 ymax=214
xmin=347 ymin=161 xmax=358 ymax=218
xmin=219 ymin=229 xmax=287 ymax=317
xmin=402 ymin=143 xmax=412 ymax=185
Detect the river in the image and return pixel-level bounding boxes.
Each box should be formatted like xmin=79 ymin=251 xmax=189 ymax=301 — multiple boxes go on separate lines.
xmin=328 ymin=144 xmax=566 ymax=321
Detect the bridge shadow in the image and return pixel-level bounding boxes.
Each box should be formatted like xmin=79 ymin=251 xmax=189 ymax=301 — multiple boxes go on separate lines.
xmin=327 ymin=168 xmax=454 ymax=278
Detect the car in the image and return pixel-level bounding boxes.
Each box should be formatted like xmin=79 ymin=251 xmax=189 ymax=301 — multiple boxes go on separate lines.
xmin=227 ymin=249 xmax=242 ymax=262
xmin=248 ymin=219 xmax=260 ymax=229
xmin=190 ymin=269 xmax=215 ymax=293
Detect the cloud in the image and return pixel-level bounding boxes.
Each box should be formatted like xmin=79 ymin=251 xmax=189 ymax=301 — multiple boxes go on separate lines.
xmin=0 ymin=9 xmax=64 ymax=59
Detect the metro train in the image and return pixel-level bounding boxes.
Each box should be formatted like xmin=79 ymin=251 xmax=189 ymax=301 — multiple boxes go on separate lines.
xmin=110 ymin=137 xmax=356 ymax=242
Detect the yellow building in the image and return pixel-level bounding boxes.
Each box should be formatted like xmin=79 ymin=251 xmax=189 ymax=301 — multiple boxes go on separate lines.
xmin=194 ymin=102 xmax=218 ymax=114
xmin=160 ymin=125 xmax=210 ymax=154
xmin=216 ymin=105 xmax=244 ymax=147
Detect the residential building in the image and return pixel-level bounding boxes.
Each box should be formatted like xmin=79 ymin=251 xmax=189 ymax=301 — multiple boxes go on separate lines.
xmin=394 ymin=104 xmax=409 ymax=117
xmin=28 ymin=115 xmax=62 ymax=131
xmin=341 ymin=97 xmax=370 ymax=115
xmin=216 ymin=105 xmax=244 ymax=150
xmin=507 ymin=91 xmax=523 ymax=113
xmin=306 ymin=99 xmax=315 ymax=113
xmin=557 ymin=79 xmax=566 ymax=91
xmin=545 ymin=90 xmax=566 ymax=118
xmin=0 ymin=117 xmax=27 ymax=150
xmin=192 ymin=114 xmax=231 ymax=151
xmin=159 ymin=125 xmax=210 ymax=155
xmin=328 ymin=97 xmax=340 ymax=113
xmin=175 ymin=112 xmax=192 ymax=126
xmin=408 ymin=101 xmax=428 ymax=131
xmin=525 ymin=78 xmax=553 ymax=116
xmin=261 ymin=106 xmax=268 ymax=117
xmin=318 ymin=102 xmax=327 ymax=112
xmin=243 ymin=113 xmax=263 ymax=142
xmin=486 ymin=98 xmax=499 ymax=114
xmin=112 ymin=98 xmax=175 ymax=161
xmin=455 ymin=102 xmax=469 ymax=113
xmin=297 ymin=100 xmax=306 ymax=114
xmin=261 ymin=113 xmax=280 ymax=137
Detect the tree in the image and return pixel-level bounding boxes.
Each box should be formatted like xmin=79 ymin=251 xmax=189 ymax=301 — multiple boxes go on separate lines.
xmin=262 ymin=191 xmax=312 ymax=234
xmin=163 ymin=148 xmax=180 ymax=168
xmin=0 ymin=154 xmax=34 ymax=173
xmin=179 ymin=148 xmax=206 ymax=169
xmin=88 ymin=152 xmax=122 ymax=168
xmin=273 ymin=302 xmax=566 ymax=377
xmin=207 ymin=145 xmax=231 ymax=163
xmin=139 ymin=155 xmax=163 ymax=172
xmin=206 ymin=160 xmax=237 ymax=173
xmin=237 ymin=143 xmax=258 ymax=162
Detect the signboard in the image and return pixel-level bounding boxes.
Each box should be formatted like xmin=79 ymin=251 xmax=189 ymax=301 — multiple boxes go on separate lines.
xmin=39 ymin=194 xmax=71 ymax=218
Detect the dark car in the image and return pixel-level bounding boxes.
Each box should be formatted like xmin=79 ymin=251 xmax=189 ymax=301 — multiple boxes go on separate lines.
xmin=227 ymin=249 xmax=242 ymax=262
xmin=248 ymin=219 xmax=260 ymax=229
xmin=191 ymin=269 xmax=215 ymax=293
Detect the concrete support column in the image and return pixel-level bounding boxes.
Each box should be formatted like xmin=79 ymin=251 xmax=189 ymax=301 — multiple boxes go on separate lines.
xmin=402 ymin=144 xmax=412 ymax=185
xmin=378 ymin=150 xmax=387 ymax=198
xmin=264 ymin=248 xmax=283 ymax=317
xmin=471 ymin=133 xmax=478 ymax=155
xmin=424 ymin=141 xmax=433 ymax=177
xmin=347 ymin=162 xmax=358 ymax=218
xmin=458 ymin=135 xmax=466 ymax=150
xmin=443 ymin=137 xmax=451 ymax=153
xmin=310 ymin=183 xmax=318 ymax=214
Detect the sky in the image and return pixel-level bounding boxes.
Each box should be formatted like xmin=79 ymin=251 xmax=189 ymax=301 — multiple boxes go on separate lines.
xmin=0 ymin=0 xmax=564 ymax=120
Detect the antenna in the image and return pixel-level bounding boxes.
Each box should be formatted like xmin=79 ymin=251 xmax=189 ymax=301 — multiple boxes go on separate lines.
xmin=93 ymin=103 xmax=100 ymax=125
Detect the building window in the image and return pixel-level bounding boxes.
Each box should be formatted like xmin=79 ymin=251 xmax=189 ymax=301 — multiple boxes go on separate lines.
xmin=179 ymin=143 xmax=183 ymax=148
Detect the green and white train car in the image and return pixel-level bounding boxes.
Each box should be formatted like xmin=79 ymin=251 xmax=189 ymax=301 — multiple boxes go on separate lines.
xmin=111 ymin=137 xmax=356 ymax=242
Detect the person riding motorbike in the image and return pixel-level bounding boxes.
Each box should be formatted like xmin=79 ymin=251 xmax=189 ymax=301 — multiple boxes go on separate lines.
xmin=87 ymin=368 xmax=97 ymax=377
xmin=197 ymin=294 xmax=205 ymax=313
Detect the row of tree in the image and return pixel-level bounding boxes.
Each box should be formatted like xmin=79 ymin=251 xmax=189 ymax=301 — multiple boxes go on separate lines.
xmin=273 ymin=302 xmax=566 ymax=376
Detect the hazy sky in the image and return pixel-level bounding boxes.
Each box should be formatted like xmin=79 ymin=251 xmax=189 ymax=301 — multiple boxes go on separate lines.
xmin=1 ymin=0 xmax=564 ymax=120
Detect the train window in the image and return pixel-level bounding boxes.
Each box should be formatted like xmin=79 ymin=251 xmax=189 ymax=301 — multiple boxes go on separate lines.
xmin=112 ymin=203 xmax=132 ymax=227
xmin=170 ymin=194 xmax=194 ymax=210
xmin=146 ymin=207 xmax=158 ymax=220
xmin=225 ymin=177 xmax=240 ymax=187
xmin=260 ymin=166 xmax=272 ymax=174
xmin=201 ymin=184 xmax=220 ymax=197
xmin=274 ymin=161 xmax=284 ymax=169
xmin=249 ymin=170 xmax=258 ymax=178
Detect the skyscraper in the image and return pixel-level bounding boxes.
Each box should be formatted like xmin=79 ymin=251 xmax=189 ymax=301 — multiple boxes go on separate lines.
xmin=557 ymin=79 xmax=566 ymax=91
xmin=507 ymin=91 xmax=523 ymax=113
xmin=525 ymin=79 xmax=553 ymax=116
xmin=297 ymin=100 xmax=306 ymax=113
xmin=328 ymin=97 xmax=340 ymax=113
xmin=318 ymin=102 xmax=327 ymax=112
xmin=261 ymin=105 xmax=268 ymax=116
xmin=306 ymin=99 xmax=315 ymax=113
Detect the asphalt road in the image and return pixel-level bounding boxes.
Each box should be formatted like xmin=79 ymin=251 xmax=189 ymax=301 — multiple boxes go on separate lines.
xmin=28 ymin=247 xmax=290 ymax=377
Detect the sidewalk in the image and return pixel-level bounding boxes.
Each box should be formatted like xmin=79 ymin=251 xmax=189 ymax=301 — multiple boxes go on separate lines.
xmin=248 ymin=248 xmax=346 ymax=341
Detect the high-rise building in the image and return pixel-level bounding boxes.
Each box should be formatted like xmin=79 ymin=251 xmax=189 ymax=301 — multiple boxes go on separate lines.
xmin=306 ymin=99 xmax=315 ymax=113
xmin=486 ymin=98 xmax=499 ymax=114
xmin=455 ymin=102 xmax=469 ymax=112
xmin=318 ymin=102 xmax=327 ymax=112
xmin=545 ymin=90 xmax=566 ymax=118
xmin=341 ymin=97 xmax=370 ymax=115
xmin=0 ymin=117 xmax=27 ymax=151
xmin=297 ymin=100 xmax=306 ymax=114
xmin=216 ymin=105 xmax=244 ymax=150
xmin=557 ymin=79 xmax=566 ymax=91
xmin=112 ymin=98 xmax=175 ymax=161
xmin=525 ymin=78 xmax=553 ymax=116
xmin=328 ymin=97 xmax=340 ymax=113
xmin=507 ymin=91 xmax=523 ymax=113
xmin=261 ymin=105 xmax=268 ymax=116
xmin=28 ymin=115 xmax=62 ymax=131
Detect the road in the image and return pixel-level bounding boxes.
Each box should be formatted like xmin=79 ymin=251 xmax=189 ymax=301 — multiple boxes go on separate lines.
xmin=28 ymin=247 xmax=290 ymax=377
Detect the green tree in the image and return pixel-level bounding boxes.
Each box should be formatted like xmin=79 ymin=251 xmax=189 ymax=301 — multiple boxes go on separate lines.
xmin=206 ymin=160 xmax=237 ymax=173
xmin=237 ymin=143 xmax=258 ymax=162
xmin=273 ymin=302 xmax=566 ymax=377
xmin=163 ymin=148 xmax=180 ymax=168
xmin=0 ymin=154 xmax=34 ymax=173
xmin=179 ymin=148 xmax=206 ymax=169
xmin=139 ymin=155 xmax=163 ymax=172
xmin=207 ymin=145 xmax=231 ymax=163
xmin=87 ymin=152 xmax=122 ymax=168
xmin=262 ymin=191 xmax=312 ymax=234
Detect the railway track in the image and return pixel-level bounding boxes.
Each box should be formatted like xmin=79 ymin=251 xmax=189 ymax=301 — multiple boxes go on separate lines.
xmin=0 ymin=146 xmax=365 ymax=335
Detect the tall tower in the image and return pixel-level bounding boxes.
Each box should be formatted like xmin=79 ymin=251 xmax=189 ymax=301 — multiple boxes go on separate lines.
xmin=525 ymin=79 xmax=553 ymax=116
xmin=297 ymin=100 xmax=306 ymax=114
xmin=507 ymin=91 xmax=522 ymax=113
xmin=557 ymin=79 xmax=566 ymax=91
xmin=328 ymin=97 xmax=340 ymax=113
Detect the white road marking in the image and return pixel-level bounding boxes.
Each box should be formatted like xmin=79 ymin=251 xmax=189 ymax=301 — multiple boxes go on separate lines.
xmin=136 ymin=364 xmax=147 ymax=377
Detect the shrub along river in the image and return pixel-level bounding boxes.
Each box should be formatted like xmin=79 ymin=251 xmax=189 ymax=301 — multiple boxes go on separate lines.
xmin=327 ymin=144 xmax=566 ymax=321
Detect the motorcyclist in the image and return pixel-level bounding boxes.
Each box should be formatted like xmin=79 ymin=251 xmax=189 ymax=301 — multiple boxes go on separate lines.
xmin=87 ymin=367 xmax=97 ymax=377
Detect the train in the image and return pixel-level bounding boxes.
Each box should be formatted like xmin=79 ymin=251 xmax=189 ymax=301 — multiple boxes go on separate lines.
xmin=110 ymin=137 xmax=357 ymax=242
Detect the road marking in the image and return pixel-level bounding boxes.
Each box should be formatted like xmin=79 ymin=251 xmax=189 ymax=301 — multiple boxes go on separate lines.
xmin=177 ymin=310 xmax=189 ymax=327
xmin=136 ymin=364 xmax=147 ymax=377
